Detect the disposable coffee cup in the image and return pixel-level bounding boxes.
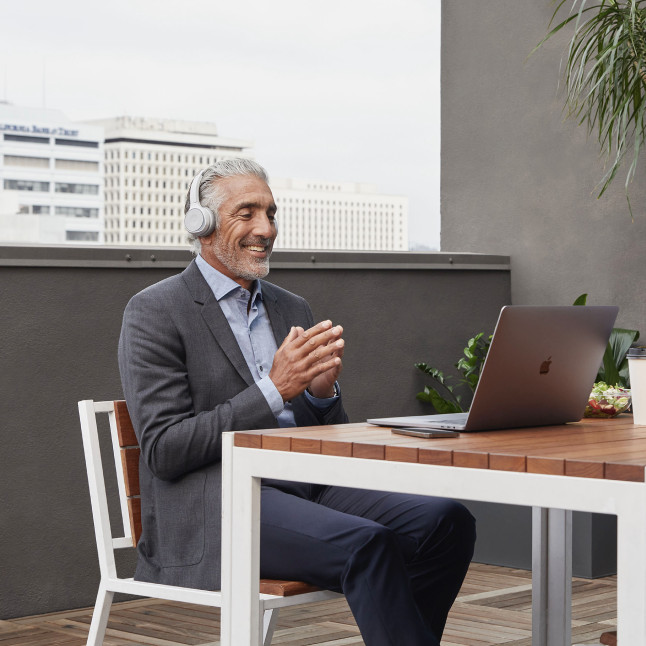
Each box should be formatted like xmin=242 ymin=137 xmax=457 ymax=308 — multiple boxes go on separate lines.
xmin=628 ymin=347 xmax=646 ymax=425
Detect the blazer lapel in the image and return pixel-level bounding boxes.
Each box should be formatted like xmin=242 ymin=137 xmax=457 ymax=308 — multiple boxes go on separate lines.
xmin=262 ymin=282 xmax=291 ymax=348
xmin=182 ymin=261 xmax=254 ymax=386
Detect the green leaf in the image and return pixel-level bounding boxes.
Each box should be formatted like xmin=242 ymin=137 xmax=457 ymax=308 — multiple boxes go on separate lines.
xmin=598 ymin=326 xmax=640 ymax=386
xmin=573 ymin=293 xmax=589 ymax=305
xmin=415 ymin=387 xmax=463 ymax=413
xmin=415 ymin=363 xmax=454 ymax=390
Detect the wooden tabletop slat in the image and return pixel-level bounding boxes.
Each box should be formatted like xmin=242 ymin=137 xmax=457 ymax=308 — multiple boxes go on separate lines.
xmin=526 ymin=457 xmax=565 ymax=475
xmin=564 ymin=459 xmax=605 ymax=479
xmin=353 ymin=442 xmax=385 ymax=460
xmin=453 ymin=451 xmax=490 ymax=469
xmin=232 ymin=417 xmax=646 ymax=482
xmin=321 ymin=439 xmax=353 ymax=457
xmin=605 ymin=462 xmax=646 ymax=482
xmin=385 ymin=445 xmax=419 ymax=463
xmin=489 ymin=453 xmax=527 ymax=472
xmin=292 ymin=438 xmax=322 ymax=454
xmin=263 ymin=435 xmax=292 ymax=451
xmin=234 ymin=432 xmax=263 ymax=449
xmin=418 ymin=447 xmax=453 ymax=466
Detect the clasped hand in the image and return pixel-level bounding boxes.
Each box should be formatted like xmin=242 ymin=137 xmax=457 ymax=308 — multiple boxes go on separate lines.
xmin=269 ymin=320 xmax=344 ymax=402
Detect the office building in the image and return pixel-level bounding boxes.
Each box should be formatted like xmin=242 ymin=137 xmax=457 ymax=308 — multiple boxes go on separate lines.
xmin=89 ymin=116 xmax=253 ymax=246
xmin=270 ymin=177 xmax=408 ymax=251
xmin=0 ymin=103 xmax=104 ymax=244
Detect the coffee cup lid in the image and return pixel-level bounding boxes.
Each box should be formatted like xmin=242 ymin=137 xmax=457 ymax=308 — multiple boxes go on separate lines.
xmin=627 ymin=346 xmax=646 ymax=359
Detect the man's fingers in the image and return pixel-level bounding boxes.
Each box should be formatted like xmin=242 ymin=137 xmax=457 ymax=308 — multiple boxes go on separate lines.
xmin=310 ymin=338 xmax=344 ymax=362
xmin=309 ymin=355 xmax=342 ymax=377
xmin=297 ymin=323 xmax=343 ymax=353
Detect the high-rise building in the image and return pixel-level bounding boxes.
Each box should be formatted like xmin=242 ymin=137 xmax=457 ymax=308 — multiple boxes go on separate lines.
xmin=89 ymin=116 xmax=409 ymax=250
xmin=270 ymin=178 xmax=408 ymax=251
xmin=1 ymin=107 xmax=410 ymax=250
xmin=0 ymin=103 xmax=104 ymax=244
xmin=88 ymin=116 xmax=253 ymax=246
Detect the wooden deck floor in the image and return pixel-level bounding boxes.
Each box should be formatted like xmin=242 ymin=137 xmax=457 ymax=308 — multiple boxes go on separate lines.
xmin=0 ymin=563 xmax=616 ymax=645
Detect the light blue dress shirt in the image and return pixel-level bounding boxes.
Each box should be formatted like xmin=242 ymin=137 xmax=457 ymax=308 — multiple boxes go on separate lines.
xmin=195 ymin=255 xmax=337 ymax=427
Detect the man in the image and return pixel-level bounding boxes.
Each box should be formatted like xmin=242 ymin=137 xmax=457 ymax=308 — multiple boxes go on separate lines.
xmin=118 ymin=158 xmax=475 ymax=646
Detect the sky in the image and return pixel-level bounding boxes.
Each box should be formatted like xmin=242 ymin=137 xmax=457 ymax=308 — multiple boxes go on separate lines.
xmin=1 ymin=0 xmax=441 ymax=249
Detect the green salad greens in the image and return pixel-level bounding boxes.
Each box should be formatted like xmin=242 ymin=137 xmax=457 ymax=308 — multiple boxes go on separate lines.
xmin=584 ymin=382 xmax=631 ymax=418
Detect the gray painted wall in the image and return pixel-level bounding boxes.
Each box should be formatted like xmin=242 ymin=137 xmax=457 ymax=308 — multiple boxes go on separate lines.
xmin=440 ymin=0 xmax=631 ymax=578
xmin=441 ymin=0 xmax=646 ymax=332
xmin=0 ymin=246 xmax=509 ymax=618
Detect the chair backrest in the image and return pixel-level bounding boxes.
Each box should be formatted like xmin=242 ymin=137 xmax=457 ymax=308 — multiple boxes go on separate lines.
xmin=112 ymin=400 xmax=142 ymax=546
xmin=79 ymin=399 xmax=327 ymax=600
xmin=78 ymin=399 xmax=141 ymax=568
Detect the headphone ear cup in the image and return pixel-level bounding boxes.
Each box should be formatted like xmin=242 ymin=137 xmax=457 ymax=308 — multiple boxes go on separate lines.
xmin=184 ymin=205 xmax=216 ymax=237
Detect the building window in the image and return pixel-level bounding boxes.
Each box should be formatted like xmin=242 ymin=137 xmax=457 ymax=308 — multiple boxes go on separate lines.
xmin=17 ymin=204 xmax=51 ymax=215
xmin=55 ymin=159 xmax=100 ymax=171
xmin=66 ymin=231 xmax=99 ymax=241
xmin=55 ymin=182 xmax=99 ymax=195
xmin=3 ymin=155 xmax=49 ymax=168
xmin=3 ymin=133 xmax=49 ymax=144
xmin=4 ymin=179 xmax=50 ymax=192
xmin=55 ymin=206 xmax=99 ymax=218
xmin=55 ymin=138 xmax=99 ymax=148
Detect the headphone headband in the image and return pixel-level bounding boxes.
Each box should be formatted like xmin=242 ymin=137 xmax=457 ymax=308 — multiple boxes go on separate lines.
xmin=189 ymin=169 xmax=205 ymax=206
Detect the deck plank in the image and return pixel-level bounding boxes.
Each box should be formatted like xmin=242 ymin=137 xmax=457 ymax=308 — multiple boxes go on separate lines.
xmin=0 ymin=563 xmax=615 ymax=645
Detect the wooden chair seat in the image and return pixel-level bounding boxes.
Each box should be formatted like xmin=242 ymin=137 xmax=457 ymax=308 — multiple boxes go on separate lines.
xmin=258 ymin=579 xmax=322 ymax=596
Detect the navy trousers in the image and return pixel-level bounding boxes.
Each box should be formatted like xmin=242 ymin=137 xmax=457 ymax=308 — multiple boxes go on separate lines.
xmin=259 ymin=482 xmax=476 ymax=646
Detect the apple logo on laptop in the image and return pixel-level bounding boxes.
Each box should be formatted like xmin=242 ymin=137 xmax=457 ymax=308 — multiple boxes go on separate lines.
xmin=539 ymin=356 xmax=552 ymax=375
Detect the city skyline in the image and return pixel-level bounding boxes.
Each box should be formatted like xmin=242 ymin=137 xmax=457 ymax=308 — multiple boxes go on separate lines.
xmin=1 ymin=0 xmax=441 ymax=249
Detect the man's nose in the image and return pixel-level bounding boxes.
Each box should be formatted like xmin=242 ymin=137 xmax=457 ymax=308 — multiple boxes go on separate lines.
xmin=253 ymin=214 xmax=276 ymax=238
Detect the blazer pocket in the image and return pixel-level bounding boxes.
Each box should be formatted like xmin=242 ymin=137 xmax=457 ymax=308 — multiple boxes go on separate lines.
xmin=153 ymin=471 xmax=206 ymax=568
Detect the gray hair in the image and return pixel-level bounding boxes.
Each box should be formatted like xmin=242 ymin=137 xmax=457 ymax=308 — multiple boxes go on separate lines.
xmin=185 ymin=158 xmax=269 ymax=254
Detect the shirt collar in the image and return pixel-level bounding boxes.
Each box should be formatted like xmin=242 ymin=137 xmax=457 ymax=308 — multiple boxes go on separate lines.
xmin=195 ymin=254 xmax=263 ymax=303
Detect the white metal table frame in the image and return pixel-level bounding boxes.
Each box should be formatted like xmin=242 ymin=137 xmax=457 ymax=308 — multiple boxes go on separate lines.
xmin=220 ymin=432 xmax=646 ymax=646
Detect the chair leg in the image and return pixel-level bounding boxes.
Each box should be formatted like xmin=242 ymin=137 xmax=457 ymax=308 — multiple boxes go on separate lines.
xmin=86 ymin=583 xmax=114 ymax=646
xmin=262 ymin=608 xmax=280 ymax=646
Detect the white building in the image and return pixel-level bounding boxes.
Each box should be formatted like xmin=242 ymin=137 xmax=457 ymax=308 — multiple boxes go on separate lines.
xmin=270 ymin=177 xmax=408 ymax=251
xmin=0 ymin=103 xmax=104 ymax=244
xmin=88 ymin=116 xmax=253 ymax=246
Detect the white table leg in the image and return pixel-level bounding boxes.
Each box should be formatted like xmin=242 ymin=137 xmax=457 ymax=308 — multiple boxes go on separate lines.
xmin=532 ymin=507 xmax=571 ymax=646
xmin=221 ymin=436 xmax=263 ymax=646
xmin=617 ymin=491 xmax=646 ymax=643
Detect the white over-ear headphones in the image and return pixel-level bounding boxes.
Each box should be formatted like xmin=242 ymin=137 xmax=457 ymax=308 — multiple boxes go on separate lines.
xmin=184 ymin=169 xmax=216 ymax=237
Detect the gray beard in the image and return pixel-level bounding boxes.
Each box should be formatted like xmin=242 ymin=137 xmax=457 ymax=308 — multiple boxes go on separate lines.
xmin=213 ymin=237 xmax=271 ymax=281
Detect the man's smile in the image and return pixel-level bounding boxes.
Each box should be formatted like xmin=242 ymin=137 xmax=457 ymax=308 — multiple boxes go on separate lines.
xmin=240 ymin=236 xmax=273 ymax=257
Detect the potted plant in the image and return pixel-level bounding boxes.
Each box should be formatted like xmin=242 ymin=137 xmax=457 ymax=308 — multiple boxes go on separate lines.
xmin=415 ymin=332 xmax=492 ymax=413
xmin=534 ymin=0 xmax=646 ymax=213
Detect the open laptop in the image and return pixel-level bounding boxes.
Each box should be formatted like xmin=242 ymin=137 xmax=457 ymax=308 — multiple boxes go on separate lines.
xmin=367 ymin=305 xmax=618 ymax=432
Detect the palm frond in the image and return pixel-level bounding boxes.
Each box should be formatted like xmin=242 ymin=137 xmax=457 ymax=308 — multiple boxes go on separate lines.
xmin=536 ymin=0 xmax=646 ymax=214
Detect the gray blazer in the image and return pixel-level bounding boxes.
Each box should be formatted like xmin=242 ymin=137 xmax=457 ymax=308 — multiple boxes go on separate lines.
xmin=118 ymin=260 xmax=348 ymax=590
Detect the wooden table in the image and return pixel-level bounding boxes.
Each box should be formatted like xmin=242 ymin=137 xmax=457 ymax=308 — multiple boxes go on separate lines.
xmin=220 ymin=416 xmax=646 ymax=645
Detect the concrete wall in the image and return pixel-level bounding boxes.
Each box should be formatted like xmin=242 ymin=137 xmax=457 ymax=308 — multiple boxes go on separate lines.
xmin=0 ymin=245 xmax=509 ymax=618
xmin=440 ymin=0 xmax=633 ymax=578
xmin=441 ymin=0 xmax=646 ymax=333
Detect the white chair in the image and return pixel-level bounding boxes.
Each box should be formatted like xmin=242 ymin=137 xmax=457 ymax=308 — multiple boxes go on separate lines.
xmin=78 ymin=399 xmax=341 ymax=646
